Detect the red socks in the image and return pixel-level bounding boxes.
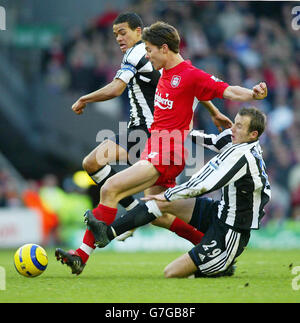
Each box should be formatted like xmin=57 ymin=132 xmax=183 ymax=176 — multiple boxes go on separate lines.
xmin=169 ymin=217 xmax=204 ymax=245
xmin=76 ymin=204 xmax=117 ymax=263
xmin=92 ymin=204 xmax=118 ymax=225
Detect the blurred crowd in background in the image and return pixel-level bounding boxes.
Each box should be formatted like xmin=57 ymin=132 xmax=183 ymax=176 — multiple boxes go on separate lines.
xmin=0 ymin=168 xmax=97 ymax=244
xmin=1 ymin=1 xmax=300 ymax=243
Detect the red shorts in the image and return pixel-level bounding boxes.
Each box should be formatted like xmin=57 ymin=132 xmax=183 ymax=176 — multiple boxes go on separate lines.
xmin=140 ymin=131 xmax=188 ymax=188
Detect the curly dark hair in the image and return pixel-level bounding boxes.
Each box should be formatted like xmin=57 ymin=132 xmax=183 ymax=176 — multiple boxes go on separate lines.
xmin=113 ymin=12 xmax=143 ymax=30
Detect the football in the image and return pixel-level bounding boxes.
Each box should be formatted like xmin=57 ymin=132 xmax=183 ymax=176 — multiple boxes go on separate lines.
xmin=14 ymin=244 xmax=48 ymax=277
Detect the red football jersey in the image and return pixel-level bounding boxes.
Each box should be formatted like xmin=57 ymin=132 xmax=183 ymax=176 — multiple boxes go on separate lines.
xmin=151 ymin=60 xmax=229 ymax=135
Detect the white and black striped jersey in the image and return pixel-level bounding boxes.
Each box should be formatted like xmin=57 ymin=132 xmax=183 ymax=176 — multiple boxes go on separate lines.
xmin=165 ymin=129 xmax=271 ymax=230
xmin=115 ymin=41 xmax=160 ymax=129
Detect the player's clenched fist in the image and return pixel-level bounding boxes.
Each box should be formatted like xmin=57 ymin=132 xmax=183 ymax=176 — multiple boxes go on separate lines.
xmin=72 ymin=99 xmax=86 ymax=115
xmin=252 ymin=82 xmax=267 ymax=100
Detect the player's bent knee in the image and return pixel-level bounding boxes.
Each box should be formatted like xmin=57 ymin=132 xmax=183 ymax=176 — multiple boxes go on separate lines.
xmin=163 ymin=264 xmax=178 ymax=278
xmin=82 ymin=152 xmax=104 ymax=173
xmin=151 ymin=213 xmax=173 ymax=229
xmin=163 ymin=266 xmax=172 ymax=278
xmin=82 ymin=155 xmax=88 ymax=170
xmin=100 ymin=181 xmax=113 ymax=199
xmin=83 ymin=139 xmax=116 ymax=173
xmin=156 ymin=201 xmax=169 ymax=213
xmin=100 ymin=177 xmax=119 ymax=200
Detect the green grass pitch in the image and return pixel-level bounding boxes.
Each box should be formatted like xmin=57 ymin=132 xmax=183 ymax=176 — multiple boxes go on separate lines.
xmin=0 ymin=248 xmax=299 ymax=303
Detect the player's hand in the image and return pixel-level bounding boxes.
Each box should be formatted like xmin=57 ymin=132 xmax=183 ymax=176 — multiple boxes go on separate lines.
xmin=252 ymin=82 xmax=267 ymax=100
xmin=72 ymin=99 xmax=87 ymax=115
xmin=141 ymin=193 xmax=167 ymax=202
xmin=212 ymin=112 xmax=233 ymax=132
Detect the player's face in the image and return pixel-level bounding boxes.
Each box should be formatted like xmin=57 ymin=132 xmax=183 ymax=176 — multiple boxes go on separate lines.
xmin=145 ymin=41 xmax=165 ymax=70
xmin=231 ymin=114 xmax=258 ymax=144
xmin=113 ymin=22 xmax=142 ymax=53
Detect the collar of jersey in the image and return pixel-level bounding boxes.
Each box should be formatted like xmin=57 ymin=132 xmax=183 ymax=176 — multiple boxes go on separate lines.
xmin=125 ymin=40 xmax=143 ymax=53
xmin=163 ymin=60 xmax=189 ymax=75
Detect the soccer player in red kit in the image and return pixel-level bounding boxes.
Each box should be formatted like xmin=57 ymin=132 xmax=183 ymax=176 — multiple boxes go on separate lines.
xmin=61 ymin=21 xmax=267 ymax=274
xmin=140 ymin=59 xmax=230 ymax=189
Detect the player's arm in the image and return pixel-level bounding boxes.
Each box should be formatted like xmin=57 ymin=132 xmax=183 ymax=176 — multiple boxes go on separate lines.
xmin=223 ymin=82 xmax=267 ymax=101
xmin=72 ymin=78 xmax=127 ymax=115
xmin=144 ymin=146 xmax=248 ymax=203
xmin=200 ymin=101 xmax=233 ymax=132
xmin=195 ymin=69 xmax=267 ymax=103
xmin=190 ymin=128 xmax=232 ymax=153
xmin=164 ymin=150 xmax=248 ymax=202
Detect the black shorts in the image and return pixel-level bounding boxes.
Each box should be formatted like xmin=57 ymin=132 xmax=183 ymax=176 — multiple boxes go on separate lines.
xmin=188 ymin=197 xmax=250 ymax=276
xmin=110 ymin=124 xmax=150 ymax=165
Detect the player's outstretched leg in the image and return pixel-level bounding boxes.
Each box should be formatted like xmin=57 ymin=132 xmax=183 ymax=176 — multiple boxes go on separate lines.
xmin=84 ymin=210 xmax=111 ymax=248
xmin=55 ymin=248 xmax=85 ymax=275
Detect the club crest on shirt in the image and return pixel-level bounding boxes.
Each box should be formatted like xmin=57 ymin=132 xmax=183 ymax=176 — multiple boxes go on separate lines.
xmin=171 ymin=75 xmax=181 ymax=88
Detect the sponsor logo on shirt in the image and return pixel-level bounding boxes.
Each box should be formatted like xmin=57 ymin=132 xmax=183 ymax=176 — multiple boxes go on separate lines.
xmin=209 ymin=158 xmax=221 ymax=170
xmin=171 ymin=75 xmax=181 ymax=88
xmin=155 ymin=90 xmax=174 ymax=110
xmin=211 ymin=75 xmax=223 ymax=82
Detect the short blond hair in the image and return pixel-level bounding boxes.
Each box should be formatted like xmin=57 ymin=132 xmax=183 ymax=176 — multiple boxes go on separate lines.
xmin=238 ymin=107 xmax=267 ymax=138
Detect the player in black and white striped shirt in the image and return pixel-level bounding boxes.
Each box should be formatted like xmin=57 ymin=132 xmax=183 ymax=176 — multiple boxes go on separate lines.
xmin=157 ymin=107 xmax=270 ymax=277
xmin=56 ymin=13 xmax=161 ymax=271
xmin=116 ymin=39 xmax=159 ymax=130
xmin=88 ymin=107 xmax=271 ymax=278
xmin=166 ymin=114 xmax=271 ymax=231
xmin=71 ymin=13 xmax=160 ymax=212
